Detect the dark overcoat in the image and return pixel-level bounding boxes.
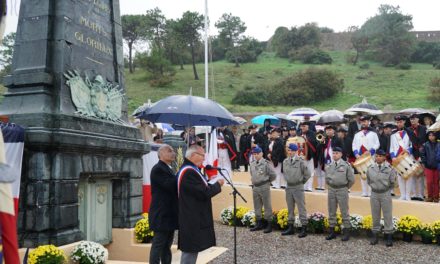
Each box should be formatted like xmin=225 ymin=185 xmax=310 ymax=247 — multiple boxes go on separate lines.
xmin=149 ymin=160 xmax=178 ymax=232
xmin=178 ymin=159 xmax=222 ymax=252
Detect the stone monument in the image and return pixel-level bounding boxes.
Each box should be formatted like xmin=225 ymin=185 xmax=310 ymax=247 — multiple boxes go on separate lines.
xmin=0 ymin=0 xmax=148 ymax=247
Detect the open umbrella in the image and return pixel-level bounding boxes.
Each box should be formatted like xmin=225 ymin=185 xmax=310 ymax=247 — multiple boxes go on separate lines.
xmin=156 ymin=123 xmax=175 ymax=133
xmin=233 ymin=116 xmax=247 ymax=125
xmin=317 ymin=110 xmax=345 ymax=124
xmin=251 ymin=114 xmax=279 ymax=125
xmin=399 ymin=108 xmax=436 ymax=122
xmin=344 ymin=98 xmax=383 ymax=115
xmin=132 ymin=99 xmax=154 ymax=117
xmin=136 ymin=95 xmax=238 ymax=127
xmin=288 ymin=107 xmax=320 ymax=117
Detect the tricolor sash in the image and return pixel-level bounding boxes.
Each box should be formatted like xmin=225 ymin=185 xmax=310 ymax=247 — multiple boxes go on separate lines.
xmin=177 ymin=165 xmax=208 ymax=197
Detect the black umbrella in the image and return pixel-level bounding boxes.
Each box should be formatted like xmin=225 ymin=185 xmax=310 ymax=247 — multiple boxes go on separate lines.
xmin=399 ymin=108 xmax=436 ymax=122
xmin=345 ymin=98 xmax=383 ymax=115
xmin=317 ymin=110 xmax=345 ymax=124
xmin=135 ymin=95 xmax=239 ymax=127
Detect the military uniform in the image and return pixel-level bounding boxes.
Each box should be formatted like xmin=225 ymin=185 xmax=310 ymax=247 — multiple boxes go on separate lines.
xmin=366 ymin=162 xmax=396 ymax=234
xmin=325 ymin=159 xmax=355 ymax=232
xmin=283 ymin=155 xmax=310 ymax=227
xmin=250 ymin=158 xmax=277 ymax=223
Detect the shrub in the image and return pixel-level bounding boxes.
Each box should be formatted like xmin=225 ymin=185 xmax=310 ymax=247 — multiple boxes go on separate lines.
xmin=71 ymin=241 xmax=108 ymax=264
xmin=134 ymin=213 xmax=154 ymax=243
xmin=289 ymin=45 xmax=333 ymax=64
xmin=428 ymin=77 xmax=440 ymax=102
xmin=232 ymin=68 xmax=343 ymax=106
xmin=226 ymin=68 xmax=243 ymax=78
xmin=28 ymin=245 xmax=66 ymax=264
xmin=359 ymin=63 xmax=370 ymax=69
xmin=410 ymin=41 xmax=440 ymax=63
xmin=396 ymin=63 xmax=412 ymax=70
xmin=148 ymin=76 xmax=173 ymax=87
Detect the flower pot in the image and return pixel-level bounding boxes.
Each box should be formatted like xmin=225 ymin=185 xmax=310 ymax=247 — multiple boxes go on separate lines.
xmin=421 ymin=235 xmax=433 ymax=244
xmin=402 ymin=233 xmax=413 ymax=242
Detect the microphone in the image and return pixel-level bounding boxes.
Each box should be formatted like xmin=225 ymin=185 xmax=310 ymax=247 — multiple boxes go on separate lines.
xmin=205 ymin=165 xmax=225 ymax=171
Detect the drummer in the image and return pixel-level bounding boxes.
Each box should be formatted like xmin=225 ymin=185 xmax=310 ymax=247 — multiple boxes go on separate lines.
xmin=352 ymin=115 xmax=380 ymax=197
xmin=390 ymin=115 xmax=413 ymax=201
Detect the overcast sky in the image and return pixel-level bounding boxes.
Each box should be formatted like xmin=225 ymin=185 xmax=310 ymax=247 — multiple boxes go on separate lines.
xmin=4 ymin=0 xmax=440 ymax=41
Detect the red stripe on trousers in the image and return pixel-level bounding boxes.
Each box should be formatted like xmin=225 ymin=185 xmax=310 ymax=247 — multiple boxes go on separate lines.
xmin=425 ymin=168 xmax=439 ymax=200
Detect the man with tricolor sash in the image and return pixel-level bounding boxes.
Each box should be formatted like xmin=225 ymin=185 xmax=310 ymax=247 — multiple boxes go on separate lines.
xmin=177 ymin=145 xmax=224 ymax=264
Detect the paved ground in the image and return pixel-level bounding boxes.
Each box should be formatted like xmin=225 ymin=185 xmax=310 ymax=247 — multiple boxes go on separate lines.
xmin=209 ymin=222 xmax=440 ymax=264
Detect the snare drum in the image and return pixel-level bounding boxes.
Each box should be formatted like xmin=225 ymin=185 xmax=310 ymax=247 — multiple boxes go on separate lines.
xmin=353 ymin=152 xmax=375 ymax=180
xmin=392 ymin=152 xmax=424 ymax=180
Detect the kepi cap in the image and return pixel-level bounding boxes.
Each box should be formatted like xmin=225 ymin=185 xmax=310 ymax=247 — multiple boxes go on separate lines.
xmin=251 ymin=146 xmax=262 ymax=154
xmin=288 ymin=143 xmax=299 ymax=151
xmin=376 ymin=149 xmax=386 ymax=156
xmin=333 ymin=147 xmax=343 ymax=153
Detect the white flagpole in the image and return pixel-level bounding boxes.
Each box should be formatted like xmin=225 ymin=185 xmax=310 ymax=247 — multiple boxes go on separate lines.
xmin=204 ymin=0 xmax=210 ymax=152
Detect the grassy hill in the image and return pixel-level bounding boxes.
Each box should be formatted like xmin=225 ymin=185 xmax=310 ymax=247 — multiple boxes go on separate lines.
xmin=125 ymin=51 xmax=440 ymax=114
xmin=1 ymin=51 xmax=438 ymax=115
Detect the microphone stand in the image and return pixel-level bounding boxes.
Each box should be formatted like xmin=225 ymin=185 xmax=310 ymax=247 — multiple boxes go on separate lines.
xmin=217 ymin=169 xmax=247 ymax=264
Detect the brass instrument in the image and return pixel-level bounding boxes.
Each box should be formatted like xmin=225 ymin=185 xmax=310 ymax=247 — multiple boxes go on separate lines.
xmin=316 ymin=132 xmax=326 ymax=144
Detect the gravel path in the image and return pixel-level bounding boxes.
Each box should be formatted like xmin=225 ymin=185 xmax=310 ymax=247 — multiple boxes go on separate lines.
xmin=209 ymin=222 xmax=440 ymax=264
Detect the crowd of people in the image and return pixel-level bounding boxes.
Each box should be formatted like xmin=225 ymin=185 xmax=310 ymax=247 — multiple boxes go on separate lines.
xmin=145 ymin=111 xmax=440 ymax=262
xmin=208 ymin=113 xmax=440 ymax=203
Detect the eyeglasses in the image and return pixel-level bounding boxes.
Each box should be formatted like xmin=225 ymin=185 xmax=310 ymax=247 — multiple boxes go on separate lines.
xmin=194 ymin=152 xmax=205 ymax=157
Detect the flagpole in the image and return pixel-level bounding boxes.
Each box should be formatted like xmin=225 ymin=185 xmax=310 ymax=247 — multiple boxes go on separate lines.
xmin=204 ymin=0 xmax=210 ymax=152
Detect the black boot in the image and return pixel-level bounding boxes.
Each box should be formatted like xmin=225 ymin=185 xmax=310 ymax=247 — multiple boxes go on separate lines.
xmin=370 ymin=232 xmax=378 ymax=245
xmin=281 ymin=224 xmax=295 ymax=236
xmin=341 ymin=228 xmax=350 ymax=241
xmin=385 ymin=233 xmax=393 ymax=247
xmin=325 ymin=227 xmax=337 ymax=240
xmin=298 ymin=226 xmax=308 ymax=238
xmin=250 ymin=220 xmax=263 ymax=231
xmin=263 ymin=222 xmax=272 ymax=233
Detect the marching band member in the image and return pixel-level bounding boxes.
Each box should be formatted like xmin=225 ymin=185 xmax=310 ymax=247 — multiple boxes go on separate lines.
xmin=299 ymin=121 xmax=317 ymax=192
xmin=407 ymin=114 xmax=427 ymax=201
xmin=281 ymin=143 xmax=310 ymax=237
xmin=352 ymin=115 xmax=380 ymax=197
xmin=390 ymin=115 xmax=413 ymax=201
xmin=325 ymin=147 xmax=355 ymax=241
xmin=267 ymin=128 xmax=286 ymax=189
xmin=366 ymin=149 xmax=396 ymax=247
xmin=247 ymin=125 xmax=267 ymax=163
xmin=217 ymin=126 xmax=237 ymax=181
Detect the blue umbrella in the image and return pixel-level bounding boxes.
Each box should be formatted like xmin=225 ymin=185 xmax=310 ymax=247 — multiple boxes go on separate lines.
xmin=136 ymin=95 xmax=238 ymax=127
xmin=251 ymin=114 xmax=279 ymax=125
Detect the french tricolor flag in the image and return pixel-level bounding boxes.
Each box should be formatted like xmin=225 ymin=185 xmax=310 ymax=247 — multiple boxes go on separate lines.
xmin=142 ymin=144 xmax=160 ymax=213
xmin=0 ymin=123 xmax=24 ymax=264
xmin=204 ymin=129 xmax=218 ymax=180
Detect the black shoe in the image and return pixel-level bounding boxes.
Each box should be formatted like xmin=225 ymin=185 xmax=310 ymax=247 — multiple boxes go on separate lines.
xmin=385 ymin=234 xmax=393 ymax=247
xmin=391 ymin=193 xmax=396 ymax=196
xmin=370 ymin=233 xmax=378 ymax=245
xmin=250 ymin=220 xmax=263 ymax=232
xmin=341 ymin=229 xmax=350 ymax=241
xmin=263 ymin=223 xmax=272 ymax=233
xmin=325 ymin=228 xmax=337 ymax=240
xmin=281 ymin=224 xmax=295 ymax=236
xmin=298 ymin=226 xmax=308 ymax=238
xmin=410 ymin=197 xmax=417 ymax=201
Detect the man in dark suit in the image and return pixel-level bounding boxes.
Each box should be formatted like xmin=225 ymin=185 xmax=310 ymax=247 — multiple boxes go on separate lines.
xmin=177 ymin=145 xmax=224 ymax=264
xmin=149 ymin=145 xmax=178 ymax=264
